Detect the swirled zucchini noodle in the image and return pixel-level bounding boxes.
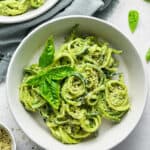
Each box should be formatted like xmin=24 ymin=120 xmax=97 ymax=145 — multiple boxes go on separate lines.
xmin=19 ymin=25 xmax=130 ymax=144
xmin=0 ymin=0 xmax=44 ymax=16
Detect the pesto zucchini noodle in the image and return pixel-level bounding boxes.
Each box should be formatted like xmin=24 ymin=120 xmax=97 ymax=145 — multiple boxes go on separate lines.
xmin=0 ymin=0 xmax=44 ymax=16
xmin=19 ymin=25 xmax=130 ymax=144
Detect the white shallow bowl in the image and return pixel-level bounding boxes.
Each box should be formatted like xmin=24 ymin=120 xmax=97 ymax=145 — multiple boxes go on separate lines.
xmin=6 ymin=16 xmax=148 ymax=150
xmin=0 ymin=0 xmax=58 ymax=24
xmin=0 ymin=122 xmax=16 ymax=150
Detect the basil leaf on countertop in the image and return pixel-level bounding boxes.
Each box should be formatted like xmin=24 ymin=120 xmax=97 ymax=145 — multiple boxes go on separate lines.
xmin=146 ymin=48 xmax=150 ymax=62
xmin=39 ymin=36 xmax=55 ymax=68
xmin=128 ymin=10 xmax=139 ymax=33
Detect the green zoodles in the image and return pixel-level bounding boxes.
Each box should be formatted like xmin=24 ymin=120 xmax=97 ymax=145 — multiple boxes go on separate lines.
xmin=19 ymin=25 xmax=130 ymax=144
xmin=0 ymin=0 xmax=44 ymax=16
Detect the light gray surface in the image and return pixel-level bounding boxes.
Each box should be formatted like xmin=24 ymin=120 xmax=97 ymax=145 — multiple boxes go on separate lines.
xmin=0 ymin=0 xmax=150 ymax=149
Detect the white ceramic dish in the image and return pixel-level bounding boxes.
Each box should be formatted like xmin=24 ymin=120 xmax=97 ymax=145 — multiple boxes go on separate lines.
xmin=6 ymin=16 xmax=148 ymax=150
xmin=0 ymin=0 xmax=58 ymax=24
xmin=0 ymin=122 xmax=16 ymax=150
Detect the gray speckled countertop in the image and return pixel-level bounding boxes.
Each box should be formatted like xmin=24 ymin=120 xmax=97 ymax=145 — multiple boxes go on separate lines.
xmin=0 ymin=0 xmax=150 ymax=149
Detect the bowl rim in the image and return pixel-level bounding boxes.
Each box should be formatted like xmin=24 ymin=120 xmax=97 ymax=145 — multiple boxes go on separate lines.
xmin=0 ymin=122 xmax=16 ymax=150
xmin=6 ymin=15 xmax=149 ymax=149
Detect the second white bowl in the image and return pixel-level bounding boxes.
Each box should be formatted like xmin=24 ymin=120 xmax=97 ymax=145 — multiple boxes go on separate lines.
xmin=0 ymin=0 xmax=58 ymax=24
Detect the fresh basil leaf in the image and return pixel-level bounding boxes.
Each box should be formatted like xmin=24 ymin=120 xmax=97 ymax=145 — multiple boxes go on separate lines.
xmin=128 ymin=10 xmax=139 ymax=33
xmin=146 ymin=48 xmax=150 ymax=62
xmin=25 ymin=74 xmax=44 ymax=86
xmin=39 ymin=36 xmax=55 ymax=68
xmin=47 ymin=79 xmax=60 ymax=109
xmin=26 ymin=66 xmax=74 ymax=86
xmin=35 ymin=80 xmax=60 ymax=109
xmin=47 ymin=66 xmax=75 ymax=80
